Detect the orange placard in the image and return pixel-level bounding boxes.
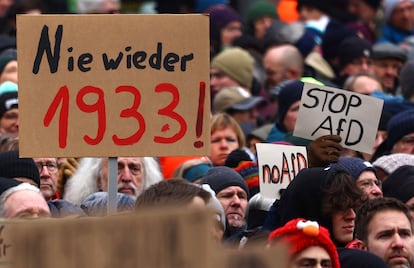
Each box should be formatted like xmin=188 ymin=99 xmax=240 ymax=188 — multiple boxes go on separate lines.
xmin=17 ymin=14 xmax=210 ymax=157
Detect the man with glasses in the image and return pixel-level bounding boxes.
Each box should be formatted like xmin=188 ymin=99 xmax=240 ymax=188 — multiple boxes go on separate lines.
xmin=0 ymin=150 xmax=83 ymax=217
xmin=33 ymin=157 xmax=59 ymax=201
xmin=330 ymin=156 xmax=383 ymax=200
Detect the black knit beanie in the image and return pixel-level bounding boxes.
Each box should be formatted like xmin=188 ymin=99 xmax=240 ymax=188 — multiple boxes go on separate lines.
xmin=0 ymin=150 xmax=40 ymax=186
xmin=386 ymin=109 xmax=414 ymax=151
xmin=200 ymin=166 xmax=249 ymax=196
xmin=0 ymin=177 xmax=21 ymax=196
xmin=383 ymin=165 xmax=414 ymax=203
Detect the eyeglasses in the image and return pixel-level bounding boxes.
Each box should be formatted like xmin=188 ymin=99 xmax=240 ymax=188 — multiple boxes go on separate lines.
xmin=357 ymin=178 xmax=382 ymax=190
xmin=35 ymin=162 xmax=58 ymax=173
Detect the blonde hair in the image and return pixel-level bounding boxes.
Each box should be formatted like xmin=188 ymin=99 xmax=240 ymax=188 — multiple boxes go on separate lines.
xmin=210 ymin=113 xmax=246 ymax=148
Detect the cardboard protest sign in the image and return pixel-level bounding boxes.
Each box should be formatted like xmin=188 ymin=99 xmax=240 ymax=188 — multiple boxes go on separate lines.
xmin=218 ymin=244 xmax=288 ymax=268
xmin=10 ymin=209 xmax=216 ymax=268
xmin=0 ymin=222 xmax=12 ymax=267
xmin=17 ymin=15 xmax=210 ymax=157
xmin=294 ymin=83 xmax=383 ymax=154
xmin=256 ymin=143 xmax=308 ymax=199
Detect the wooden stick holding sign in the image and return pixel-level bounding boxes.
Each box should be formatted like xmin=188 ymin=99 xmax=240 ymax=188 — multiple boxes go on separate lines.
xmin=256 ymin=143 xmax=308 ymax=199
xmin=17 ymin=14 xmax=210 ymax=158
xmin=293 ymin=83 xmax=384 ymax=154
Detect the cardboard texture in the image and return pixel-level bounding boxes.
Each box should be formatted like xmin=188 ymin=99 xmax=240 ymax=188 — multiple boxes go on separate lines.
xmin=9 ymin=208 xmax=288 ymax=268
xmin=294 ymin=83 xmax=384 ymax=154
xmin=10 ymin=209 xmax=216 ymax=268
xmin=217 ymin=245 xmax=288 ymax=268
xmin=17 ymin=15 xmax=210 ymax=157
xmin=0 ymin=222 xmax=12 ymax=267
xmin=256 ymin=143 xmax=308 ymax=199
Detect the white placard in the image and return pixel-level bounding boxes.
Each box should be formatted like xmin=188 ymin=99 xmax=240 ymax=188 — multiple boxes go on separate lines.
xmin=293 ymin=83 xmax=384 ymax=153
xmin=256 ymin=143 xmax=308 ymax=199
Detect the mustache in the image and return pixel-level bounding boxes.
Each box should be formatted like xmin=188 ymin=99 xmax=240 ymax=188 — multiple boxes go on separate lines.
xmin=117 ymin=182 xmax=138 ymax=194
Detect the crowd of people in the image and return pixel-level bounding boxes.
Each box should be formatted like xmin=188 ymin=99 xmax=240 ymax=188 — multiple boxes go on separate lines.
xmin=0 ymin=0 xmax=414 ymax=267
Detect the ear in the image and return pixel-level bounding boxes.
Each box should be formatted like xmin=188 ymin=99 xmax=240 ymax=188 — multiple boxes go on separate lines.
xmin=345 ymin=239 xmax=367 ymax=250
xmin=287 ymin=68 xmax=299 ymax=79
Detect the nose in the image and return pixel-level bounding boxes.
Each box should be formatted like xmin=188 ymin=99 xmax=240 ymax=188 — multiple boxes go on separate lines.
xmin=360 ymin=62 xmax=370 ymax=72
xmin=120 ymin=167 xmax=133 ymax=182
xmin=39 ymin=165 xmax=51 ymax=176
xmin=370 ymin=184 xmax=383 ymax=197
xmin=344 ymin=208 xmax=356 ymax=220
xmin=391 ymin=233 xmax=405 ymax=248
xmin=219 ymin=138 xmax=229 ymax=148
xmin=230 ymin=195 xmax=241 ymax=206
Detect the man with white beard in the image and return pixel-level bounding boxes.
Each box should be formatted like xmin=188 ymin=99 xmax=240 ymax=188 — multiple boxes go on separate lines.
xmin=63 ymin=157 xmax=163 ymax=205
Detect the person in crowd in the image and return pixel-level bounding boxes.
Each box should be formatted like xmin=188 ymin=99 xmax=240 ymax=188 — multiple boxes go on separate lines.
xmin=262 ymin=45 xmax=303 ymax=91
xmin=266 ymin=167 xmax=366 ymax=247
xmin=212 ymin=86 xmax=264 ymax=136
xmin=0 ymin=49 xmax=17 ymax=84
xmin=343 ymin=72 xmax=383 ymax=95
xmin=135 ymin=178 xmax=225 ymax=242
xmin=266 ymin=79 xmax=303 ymax=143
xmin=209 ymin=113 xmax=248 ymax=166
xmin=330 ymin=157 xmax=383 ymax=199
xmin=382 ymin=165 xmax=414 ymax=220
xmin=378 ymin=0 xmax=414 ymax=44
xmin=206 ymin=4 xmax=242 ymax=58
xmin=383 ymin=109 xmax=414 ymax=155
xmin=64 ymin=157 xmax=163 ymax=205
xmin=334 ymin=36 xmax=374 ymax=87
xmin=354 ymin=197 xmax=414 ymax=268
xmin=33 ymin=157 xmax=60 ymax=201
xmin=0 ymin=150 xmax=84 ymax=217
xmin=0 ymin=81 xmax=17 ymax=137
xmin=244 ymin=0 xmax=278 ymax=44
xmin=347 ymin=0 xmax=382 ymax=43
xmin=268 ymin=218 xmax=340 ymax=268
xmin=135 ymin=178 xmax=210 ymax=209
xmin=200 ymin=166 xmax=249 ymax=245
xmin=210 ymin=47 xmax=255 ymax=100
xmin=245 ymin=123 xmax=273 ymax=156
xmin=373 ymin=153 xmax=414 ymax=181
xmin=371 ymin=42 xmax=407 ymax=95
xmin=0 ymin=178 xmax=50 ymax=219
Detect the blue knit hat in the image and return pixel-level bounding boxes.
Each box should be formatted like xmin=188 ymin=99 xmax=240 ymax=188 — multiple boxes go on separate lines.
xmin=201 ymin=166 xmax=249 ymax=196
xmin=329 ymin=157 xmax=376 ymax=180
xmin=386 ymin=109 xmax=414 ymax=151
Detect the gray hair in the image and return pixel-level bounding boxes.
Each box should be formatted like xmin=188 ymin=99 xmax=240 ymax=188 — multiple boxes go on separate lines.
xmin=63 ymin=157 xmax=164 ymax=205
xmin=0 ymin=183 xmax=41 ymax=217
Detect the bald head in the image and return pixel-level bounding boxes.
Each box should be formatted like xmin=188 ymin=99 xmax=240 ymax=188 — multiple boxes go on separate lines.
xmin=263 ymin=45 xmax=304 ymax=90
